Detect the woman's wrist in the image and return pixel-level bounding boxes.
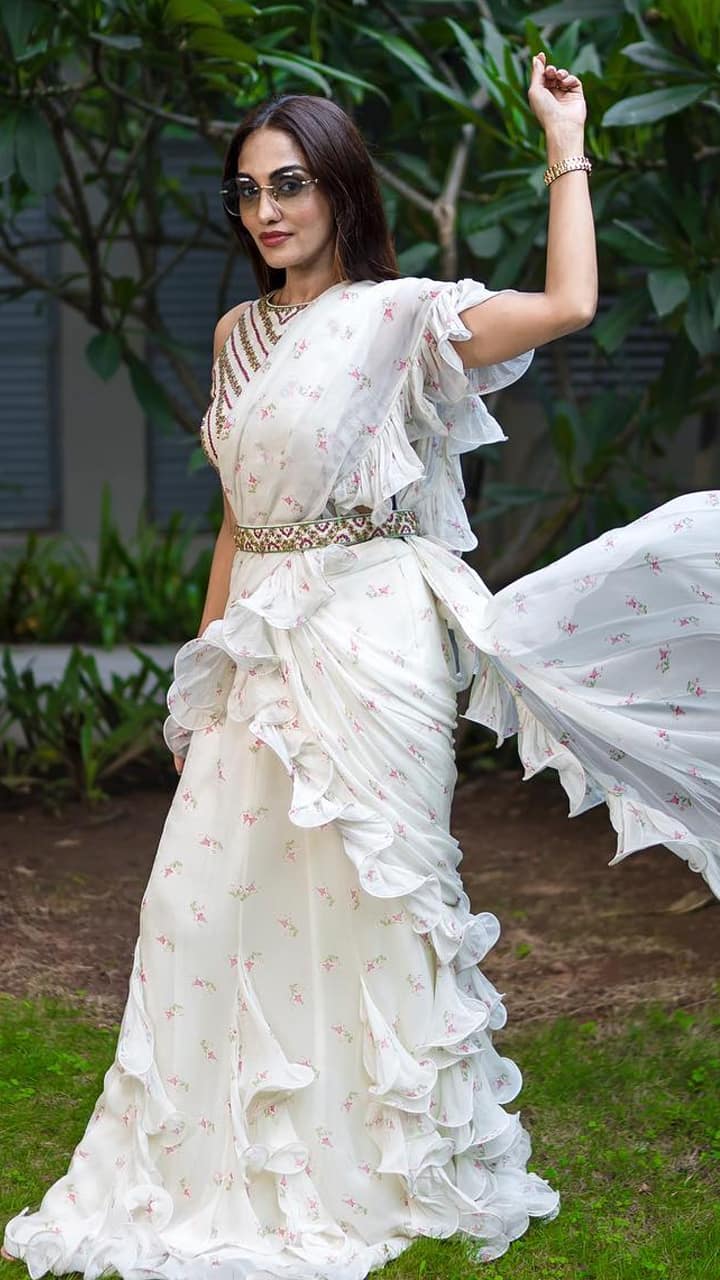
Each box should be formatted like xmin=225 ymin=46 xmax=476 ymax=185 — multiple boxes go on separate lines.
xmin=544 ymin=125 xmax=586 ymax=167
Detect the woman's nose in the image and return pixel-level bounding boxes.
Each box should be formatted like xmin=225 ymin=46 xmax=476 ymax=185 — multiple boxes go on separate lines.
xmin=256 ymin=188 xmax=282 ymax=221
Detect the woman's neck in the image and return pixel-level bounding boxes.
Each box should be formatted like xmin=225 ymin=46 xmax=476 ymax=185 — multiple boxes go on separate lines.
xmin=272 ymin=266 xmax=344 ymax=307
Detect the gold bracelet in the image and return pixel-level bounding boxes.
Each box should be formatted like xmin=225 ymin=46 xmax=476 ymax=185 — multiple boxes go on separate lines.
xmin=543 ymin=155 xmax=592 ymax=187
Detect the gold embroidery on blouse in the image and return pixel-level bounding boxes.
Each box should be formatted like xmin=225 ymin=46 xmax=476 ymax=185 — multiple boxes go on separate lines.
xmin=237 ymin=306 xmax=263 ymax=374
xmin=202 ymin=299 xmax=302 ymax=464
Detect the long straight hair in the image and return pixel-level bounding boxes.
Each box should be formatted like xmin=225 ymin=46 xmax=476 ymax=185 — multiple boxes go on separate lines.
xmin=222 ymin=95 xmax=399 ymax=295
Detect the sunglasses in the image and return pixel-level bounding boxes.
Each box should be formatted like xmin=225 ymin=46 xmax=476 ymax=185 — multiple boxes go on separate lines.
xmin=220 ymin=175 xmax=319 ymax=217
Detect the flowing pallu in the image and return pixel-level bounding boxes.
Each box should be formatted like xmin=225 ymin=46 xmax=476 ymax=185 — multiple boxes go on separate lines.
xmin=4 ymin=277 xmax=719 ymax=1280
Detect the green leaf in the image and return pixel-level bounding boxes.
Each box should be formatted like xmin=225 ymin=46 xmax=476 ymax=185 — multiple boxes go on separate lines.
xmin=126 ymin=355 xmax=176 ymax=431
xmin=110 ymin=276 xmax=139 ymax=310
xmin=572 ymin=42 xmax=602 ymax=77
xmin=167 ymin=0 xmax=223 ymax=28
xmin=86 ymin=333 xmax=122 ymax=381
xmin=15 ymin=108 xmax=61 ymax=195
xmin=684 ymin=284 xmax=720 ymax=357
xmin=593 ymin=292 xmax=647 ymax=354
xmin=550 ymin=410 xmax=576 ymax=469
xmin=0 ymin=109 xmax=19 ymax=182
xmin=258 ymin=52 xmax=331 ymax=93
xmin=397 ymin=242 xmax=439 ymax=275
xmin=466 ymin=226 xmax=504 ymax=258
xmin=599 ymin=220 xmax=670 ymax=267
xmin=186 ymin=27 xmax=256 ymax=62
xmin=602 ymin=84 xmax=709 ymax=127
xmin=530 ymin=0 xmax=623 ymax=19
xmin=206 ymin=0 xmax=257 ymax=14
xmin=358 ymin=25 xmax=475 ymax=118
xmin=0 ymin=0 xmax=43 ymax=59
xmin=647 ymin=268 xmax=690 ymax=317
xmin=90 ymin=32 xmax=143 ymax=50
xmin=260 ymin=52 xmax=386 ymax=99
xmin=620 ymin=41 xmax=705 ymax=77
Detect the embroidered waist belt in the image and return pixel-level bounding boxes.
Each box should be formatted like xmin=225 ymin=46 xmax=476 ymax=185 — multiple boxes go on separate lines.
xmin=233 ymin=509 xmax=418 ymax=554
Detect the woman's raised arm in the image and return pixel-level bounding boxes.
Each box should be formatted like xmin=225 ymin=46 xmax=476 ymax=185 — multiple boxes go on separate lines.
xmin=453 ymin=50 xmax=597 ymax=369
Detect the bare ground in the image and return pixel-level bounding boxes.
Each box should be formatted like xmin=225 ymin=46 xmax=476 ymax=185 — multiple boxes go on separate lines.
xmin=0 ymin=770 xmax=717 ymax=1030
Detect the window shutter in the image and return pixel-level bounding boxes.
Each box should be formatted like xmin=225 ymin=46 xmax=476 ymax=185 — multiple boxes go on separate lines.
xmin=532 ymin=293 xmax=672 ymax=393
xmin=147 ymin=141 xmax=256 ymax=529
xmin=0 ymin=201 xmax=59 ymax=531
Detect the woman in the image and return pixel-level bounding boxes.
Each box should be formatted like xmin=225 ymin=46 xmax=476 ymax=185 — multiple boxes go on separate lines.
xmin=4 ymin=53 xmax=719 ymax=1280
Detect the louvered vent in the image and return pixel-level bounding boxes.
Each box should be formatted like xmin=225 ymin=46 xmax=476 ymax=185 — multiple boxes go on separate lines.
xmin=147 ymin=141 xmax=255 ymax=529
xmin=0 ymin=201 xmax=59 ymax=531
xmin=532 ymin=293 xmax=672 ymax=393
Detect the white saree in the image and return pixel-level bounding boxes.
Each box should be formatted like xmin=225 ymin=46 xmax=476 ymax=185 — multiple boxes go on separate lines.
xmin=4 ymin=277 xmax=719 ymax=1280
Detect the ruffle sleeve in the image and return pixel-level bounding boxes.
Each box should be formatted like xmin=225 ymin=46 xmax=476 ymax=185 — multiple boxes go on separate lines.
xmin=400 ymin=278 xmax=534 ymax=552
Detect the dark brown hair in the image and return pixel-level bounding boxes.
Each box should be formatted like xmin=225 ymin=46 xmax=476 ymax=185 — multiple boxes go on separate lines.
xmin=222 ymin=94 xmax=399 ymax=295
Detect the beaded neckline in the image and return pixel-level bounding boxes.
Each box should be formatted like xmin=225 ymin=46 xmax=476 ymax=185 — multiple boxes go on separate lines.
xmin=263 ymin=279 xmax=352 ymax=311
xmin=263 ymin=290 xmax=309 ymax=311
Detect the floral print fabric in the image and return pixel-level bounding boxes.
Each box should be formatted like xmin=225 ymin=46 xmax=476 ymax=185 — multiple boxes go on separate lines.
xmin=4 ymin=276 xmax=719 ymax=1280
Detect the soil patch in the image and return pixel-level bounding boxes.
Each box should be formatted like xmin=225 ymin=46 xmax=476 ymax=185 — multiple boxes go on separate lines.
xmin=0 ymin=772 xmax=717 ymax=1028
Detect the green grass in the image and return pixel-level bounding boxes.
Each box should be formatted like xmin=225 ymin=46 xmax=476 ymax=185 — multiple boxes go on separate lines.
xmin=1 ymin=996 xmax=719 ymax=1280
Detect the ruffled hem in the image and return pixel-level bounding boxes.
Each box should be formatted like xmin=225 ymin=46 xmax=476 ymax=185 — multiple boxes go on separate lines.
xmin=157 ymin=550 xmax=560 ymax=1263
xmin=330 ymin=406 xmax=425 ymax=527
xmin=325 ymin=279 xmax=533 ymax=554
xmin=396 ymin=279 xmax=533 ymax=553
xmin=407 ymin=498 xmax=720 ymax=902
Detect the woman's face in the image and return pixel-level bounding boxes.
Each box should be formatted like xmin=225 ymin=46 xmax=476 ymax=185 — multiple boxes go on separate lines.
xmin=236 ymin=126 xmax=336 ymax=274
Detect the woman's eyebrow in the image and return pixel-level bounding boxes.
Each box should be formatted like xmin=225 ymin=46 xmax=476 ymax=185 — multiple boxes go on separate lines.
xmin=235 ymin=164 xmax=309 ymax=179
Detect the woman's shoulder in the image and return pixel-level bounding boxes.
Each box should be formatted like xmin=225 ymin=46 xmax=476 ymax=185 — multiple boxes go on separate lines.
xmin=213 ymin=299 xmax=254 ymax=361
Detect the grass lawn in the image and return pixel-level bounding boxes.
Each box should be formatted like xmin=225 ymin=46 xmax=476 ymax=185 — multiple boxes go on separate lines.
xmin=1 ymin=994 xmax=719 ymax=1280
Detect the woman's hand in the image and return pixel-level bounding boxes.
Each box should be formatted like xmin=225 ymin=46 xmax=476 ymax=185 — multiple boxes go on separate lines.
xmin=528 ymin=50 xmax=587 ymax=133
xmin=173 ymin=753 xmax=185 ymax=776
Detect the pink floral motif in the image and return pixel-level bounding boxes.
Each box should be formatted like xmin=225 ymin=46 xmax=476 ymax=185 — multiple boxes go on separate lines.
xmin=199 ymin=835 xmax=223 ymax=852
xmin=190 ymin=900 xmax=208 ymax=925
xmin=349 ymin=366 xmax=371 ymax=390
xmin=364 ymin=954 xmax=388 ymax=973
xmin=557 ymin=616 xmax=579 ymax=635
xmin=687 ymin=677 xmax=706 ymax=697
xmin=406 ymin=973 xmax=425 ymax=994
xmin=691 ymin=583 xmax=713 ymax=603
xmin=656 ymin=645 xmax=671 ymax=674
xmin=606 ymin=632 xmax=630 ymax=646
xmin=315 ymin=884 xmax=336 ymax=907
xmin=162 ymin=860 xmax=183 ymax=878
xmin=164 ymin=1002 xmax=184 ymax=1020
xmin=242 ymin=805 xmax=269 ymax=826
xmin=625 ymin=595 xmax=648 ymax=615
xmin=674 ymin=615 xmax=700 ymax=627
xmin=582 ymin=667 xmax=603 ymax=688
xmin=330 ymin=1023 xmax=354 ymax=1044
xmin=656 ymin=728 xmax=671 ymax=749
xmin=342 ymin=1091 xmax=359 ymax=1112
xmin=289 ymin=982 xmax=305 ymax=1006
xmin=320 ymin=954 xmax=340 ymax=972
xmin=244 ymin=951 xmax=262 ymax=972
xmin=156 ymin=933 xmax=176 ymax=953
xmin=201 ymin=1039 xmax=217 ymax=1062
xmin=229 ymin=881 xmax=258 ymax=900
xmin=668 ymin=791 xmax=692 ymax=809
xmin=644 ymin=552 xmax=662 ymax=574
xmin=277 ymin=914 xmax=299 ymax=937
